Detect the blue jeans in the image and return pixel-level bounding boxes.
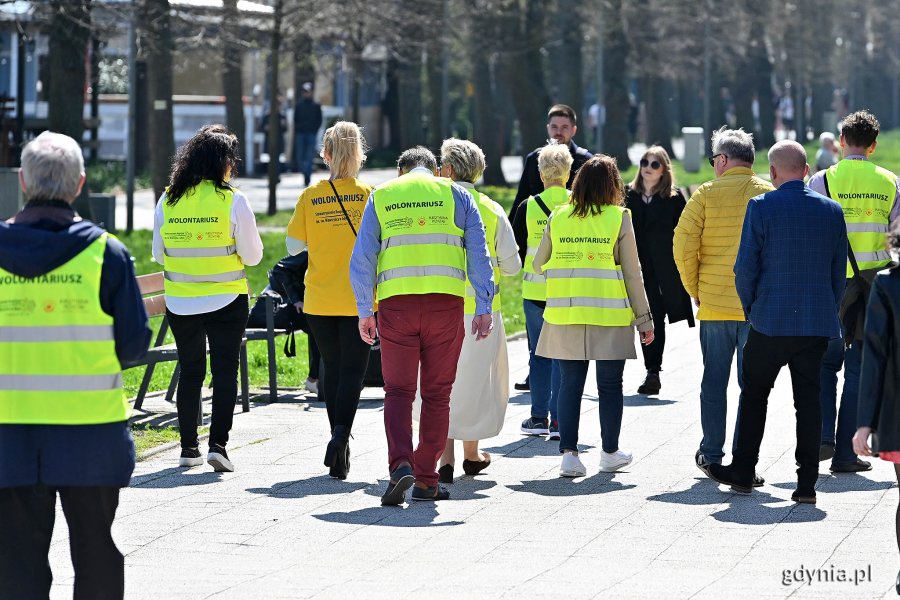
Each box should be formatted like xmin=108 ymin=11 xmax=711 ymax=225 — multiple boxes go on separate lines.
xmin=295 ymin=132 xmax=317 ymax=183
xmin=698 ymin=320 xmax=750 ymax=463
xmin=819 ymin=336 xmax=861 ymax=464
xmin=523 ymin=300 xmax=560 ymax=423
xmin=557 ymin=359 xmax=626 ymax=453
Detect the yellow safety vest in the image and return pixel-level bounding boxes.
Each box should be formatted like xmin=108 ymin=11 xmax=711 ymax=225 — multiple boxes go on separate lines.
xmin=464 ymin=188 xmax=502 ymax=315
xmin=160 ymin=180 xmax=248 ymax=298
xmin=522 ymin=187 xmax=571 ymax=301
xmin=826 ymin=160 xmax=897 ymax=276
xmin=373 ymin=172 xmax=466 ymax=301
xmin=0 ymin=234 xmax=129 ymax=425
xmin=542 ymin=204 xmax=634 ymax=327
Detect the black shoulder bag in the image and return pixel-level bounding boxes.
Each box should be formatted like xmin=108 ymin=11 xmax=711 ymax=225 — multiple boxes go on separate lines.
xmin=533 ymin=194 xmax=552 ymax=217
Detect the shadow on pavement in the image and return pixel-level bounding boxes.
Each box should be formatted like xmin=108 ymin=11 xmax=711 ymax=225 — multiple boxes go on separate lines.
xmin=711 ymin=494 xmax=827 ymax=525
xmin=772 ymin=475 xmax=896 ymax=494
xmin=506 ymin=472 xmax=636 ymax=497
xmin=484 ymin=437 xmax=585 ymax=458
xmin=647 ymin=480 xmax=735 ymax=505
xmin=362 ymin=477 xmax=496 ymax=501
xmin=623 ymin=394 xmax=676 ymax=407
xmin=131 ymin=467 xmax=223 ymax=488
xmin=245 ymin=475 xmax=369 ymax=498
xmin=314 ymin=503 xmax=463 ymax=528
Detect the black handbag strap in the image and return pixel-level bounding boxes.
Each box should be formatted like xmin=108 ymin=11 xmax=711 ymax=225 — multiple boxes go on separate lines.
xmin=823 ymin=172 xmax=861 ymax=278
xmin=327 ymin=179 xmax=357 ymax=237
xmin=533 ymin=194 xmax=552 ymax=217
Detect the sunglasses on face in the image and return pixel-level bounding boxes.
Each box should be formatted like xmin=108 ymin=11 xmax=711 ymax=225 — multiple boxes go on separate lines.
xmin=640 ymin=158 xmax=662 ymax=170
xmin=708 ymin=153 xmax=725 ymax=167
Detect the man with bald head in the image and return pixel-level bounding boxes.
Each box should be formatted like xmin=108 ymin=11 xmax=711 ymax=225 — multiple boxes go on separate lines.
xmin=705 ymin=140 xmax=847 ymax=504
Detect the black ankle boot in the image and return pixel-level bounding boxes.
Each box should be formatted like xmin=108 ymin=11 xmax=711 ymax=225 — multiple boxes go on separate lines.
xmin=325 ymin=425 xmax=351 ymax=477
xmin=331 ymin=442 xmax=350 ymax=480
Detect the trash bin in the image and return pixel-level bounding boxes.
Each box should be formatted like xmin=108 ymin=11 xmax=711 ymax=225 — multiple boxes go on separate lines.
xmin=681 ymin=127 xmax=705 ymax=173
xmin=0 ymin=167 xmax=23 ymax=220
xmin=73 ymin=193 xmax=116 ymax=232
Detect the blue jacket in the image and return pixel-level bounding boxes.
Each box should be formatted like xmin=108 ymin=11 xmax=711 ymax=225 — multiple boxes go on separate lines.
xmin=734 ymin=180 xmax=847 ymax=338
xmin=0 ymin=201 xmax=151 ymax=488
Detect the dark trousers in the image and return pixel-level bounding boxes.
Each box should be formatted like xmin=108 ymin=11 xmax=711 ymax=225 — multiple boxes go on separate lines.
xmin=379 ymin=294 xmax=464 ymax=488
xmin=640 ymin=282 xmax=667 ymax=372
xmin=0 ymin=485 xmax=123 ymax=600
xmin=305 ymin=315 xmax=371 ymax=431
xmin=167 ymin=295 xmax=249 ymax=449
xmin=732 ymin=328 xmax=828 ymax=492
xmin=308 ymin=334 xmax=321 ymax=380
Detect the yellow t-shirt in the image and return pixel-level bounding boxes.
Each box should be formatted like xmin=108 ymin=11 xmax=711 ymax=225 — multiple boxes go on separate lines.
xmin=286 ymin=178 xmax=373 ymax=316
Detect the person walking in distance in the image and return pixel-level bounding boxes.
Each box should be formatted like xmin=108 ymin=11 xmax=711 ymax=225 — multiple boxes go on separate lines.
xmin=350 ymin=146 xmax=494 ymax=505
xmin=293 ymin=82 xmax=323 ymax=187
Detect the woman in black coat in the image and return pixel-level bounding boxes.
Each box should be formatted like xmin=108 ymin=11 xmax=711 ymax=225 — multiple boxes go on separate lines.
xmin=853 ymin=257 xmax=900 ymax=593
xmin=624 ymin=146 xmax=695 ymax=395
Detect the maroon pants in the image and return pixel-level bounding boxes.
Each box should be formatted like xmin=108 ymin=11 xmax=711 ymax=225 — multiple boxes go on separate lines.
xmin=379 ymin=293 xmax=465 ymax=487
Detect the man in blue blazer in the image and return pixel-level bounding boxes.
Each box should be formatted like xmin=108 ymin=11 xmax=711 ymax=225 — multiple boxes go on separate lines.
xmin=706 ymin=140 xmax=847 ymax=504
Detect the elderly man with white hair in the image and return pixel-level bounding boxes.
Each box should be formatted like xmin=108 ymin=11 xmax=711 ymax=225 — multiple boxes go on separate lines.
xmin=0 ymin=131 xmax=150 ymax=598
xmin=815 ymin=131 xmax=839 ymax=172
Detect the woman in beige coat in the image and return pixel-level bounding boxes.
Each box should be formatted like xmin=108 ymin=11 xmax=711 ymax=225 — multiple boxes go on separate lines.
xmin=534 ymin=155 xmax=654 ymax=478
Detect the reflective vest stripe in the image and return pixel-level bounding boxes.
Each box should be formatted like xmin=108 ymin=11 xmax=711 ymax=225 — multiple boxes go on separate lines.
xmin=846 ymin=223 xmax=889 ymax=233
xmin=380 ymin=233 xmax=464 ymax=250
xmin=165 ymin=269 xmax=247 ymax=283
xmin=544 ymin=268 xmax=624 ymax=280
xmin=855 ymin=250 xmax=892 ymax=263
xmin=546 ymin=297 xmax=632 ymax=309
xmin=523 ymin=272 xmax=545 ymax=283
xmin=0 ymin=325 xmax=114 ymax=343
xmin=164 ymin=245 xmax=237 ymax=258
xmin=377 ymin=265 xmax=466 ymax=284
xmin=0 ymin=373 xmax=123 ymax=392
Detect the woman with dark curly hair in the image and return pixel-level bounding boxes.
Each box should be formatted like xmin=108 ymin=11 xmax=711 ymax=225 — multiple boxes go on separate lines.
xmin=152 ymin=124 xmax=263 ymax=472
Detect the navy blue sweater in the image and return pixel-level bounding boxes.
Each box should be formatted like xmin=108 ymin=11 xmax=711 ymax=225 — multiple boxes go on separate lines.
xmin=0 ymin=200 xmax=151 ymax=488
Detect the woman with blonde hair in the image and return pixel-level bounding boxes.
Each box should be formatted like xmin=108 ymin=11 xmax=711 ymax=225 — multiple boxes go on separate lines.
xmin=624 ymin=146 xmax=694 ymax=396
xmin=432 ymin=138 xmax=521 ymax=482
xmin=534 ymin=155 xmax=654 ymax=477
xmin=286 ymin=121 xmax=373 ymax=479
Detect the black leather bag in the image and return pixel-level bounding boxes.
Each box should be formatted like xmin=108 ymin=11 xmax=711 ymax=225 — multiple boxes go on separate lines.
xmin=840 ymin=249 xmax=876 ymax=346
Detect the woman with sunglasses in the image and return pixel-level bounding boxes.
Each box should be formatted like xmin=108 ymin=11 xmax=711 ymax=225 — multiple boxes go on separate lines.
xmin=624 ymin=146 xmax=694 ymax=396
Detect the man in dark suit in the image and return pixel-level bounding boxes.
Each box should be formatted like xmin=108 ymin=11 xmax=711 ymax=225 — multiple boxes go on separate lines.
xmin=509 ymin=104 xmax=592 ymax=220
xmin=706 ymin=140 xmax=847 ymax=505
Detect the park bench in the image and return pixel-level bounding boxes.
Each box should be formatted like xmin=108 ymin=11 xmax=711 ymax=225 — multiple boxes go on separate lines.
xmin=125 ymin=272 xmax=250 ymax=413
xmin=242 ymin=293 xmax=289 ymax=403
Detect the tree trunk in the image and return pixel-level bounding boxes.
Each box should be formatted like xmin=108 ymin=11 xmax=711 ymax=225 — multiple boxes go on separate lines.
xmin=47 ymin=0 xmax=91 ymax=144
xmin=732 ymin=69 xmax=756 ymax=135
xmin=748 ymin=14 xmax=775 ymax=147
xmin=601 ymin=0 xmax=630 ymax=169
xmin=426 ymin=45 xmax=444 ymax=151
xmin=267 ymin=0 xmax=282 ymax=216
xmin=140 ymin=0 xmax=175 ymax=201
xmin=222 ymin=0 xmax=246 ymax=160
xmin=547 ymin=0 xmax=583 ymax=111
xmin=643 ymin=75 xmax=674 ymax=155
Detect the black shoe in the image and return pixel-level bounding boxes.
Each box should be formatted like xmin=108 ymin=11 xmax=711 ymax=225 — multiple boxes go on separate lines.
xmin=830 ymin=458 xmax=872 ymax=473
xmin=438 ymin=464 xmax=454 ymax=484
xmin=178 ymin=446 xmax=203 ymax=467
xmin=637 ymin=371 xmax=661 ymax=395
xmin=411 ymin=484 xmax=450 ymax=501
xmin=330 ymin=441 xmax=351 ymax=480
xmin=547 ymin=421 xmax=560 ymax=441
xmin=707 ymin=463 xmax=753 ymax=494
xmin=819 ymin=443 xmax=835 ymax=462
xmin=324 ymin=425 xmax=350 ymax=469
xmin=791 ymin=490 xmax=817 ymax=504
xmin=521 ymin=417 xmax=550 ymax=435
xmin=695 ymin=450 xmax=712 ymax=477
xmin=381 ymin=464 xmax=415 ymax=506
xmin=753 ymin=472 xmax=765 ymax=487
xmin=207 ymin=444 xmax=234 ymax=472
xmin=514 ymin=378 xmax=530 ymax=391
xmin=462 ymin=453 xmax=491 ymax=476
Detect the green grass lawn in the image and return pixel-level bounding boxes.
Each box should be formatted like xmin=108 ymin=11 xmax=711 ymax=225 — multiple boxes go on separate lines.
xmin=131 ymin=425 xmax=208 ymax=457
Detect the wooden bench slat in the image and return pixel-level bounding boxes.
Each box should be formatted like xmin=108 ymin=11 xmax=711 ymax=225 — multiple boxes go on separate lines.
xmin=137 ymin=272 xmax=164 ymax=295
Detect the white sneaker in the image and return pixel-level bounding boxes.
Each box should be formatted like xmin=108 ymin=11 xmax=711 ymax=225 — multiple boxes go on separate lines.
xmin=599 ymin=449 xmax=633 ymax=472
xmin=560 ymin=451 xmax=586 ymax=478
xmin=305 ymin=378 xmax=318 ymax=394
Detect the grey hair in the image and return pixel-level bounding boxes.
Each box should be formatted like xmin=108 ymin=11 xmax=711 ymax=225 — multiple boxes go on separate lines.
xmin=20 ymin=131 xmax=85 ymax=201
xmin=397 ymin=146 xmax=437 ymax=173
xmin=819 ymin=131 xmax=835 ymax=146
xmin=710 ymin=127 xmax=755 ymax=164
xmin=440 ymin=138 xmax=485 ymax=183
xmin=537 ymin=139 xmax=573 ymax=183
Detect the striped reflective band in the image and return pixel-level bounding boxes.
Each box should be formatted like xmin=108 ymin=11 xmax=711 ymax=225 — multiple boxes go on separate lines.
xmin=855 ymin=250 xmax=892 ymax=263
xmin=377 ymin=265 xmax=466 ymax=284
xmin=165 ymin=269 xmax=246 ymax=283
xmin=466 ymin=283 xmax=501 ymax=295
xmin=526 ymin=247 xmax=538 ymax=257
xmin=0 ymin=373 xmax=123 ymax=391
xmin=381 ymin=233 xmax=464 ymax=250
xmin=0 ymin=324 xmax=114 ymax=343
xmin=523 ymin=272 xmax=545 ymax=283
xmin=846 ymin=223 xmax=889 ymax=234
xmin=544 ymin=268 xmax=624 ymax=280
xmin=164 ymin=245 xmax=237 ymax=258
xmin=546 ymin=297 xmax=631 ymax=309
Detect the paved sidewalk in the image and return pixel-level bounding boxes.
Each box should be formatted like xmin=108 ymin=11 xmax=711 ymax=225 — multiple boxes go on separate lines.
xmin=49 ymin=324 xmax=899 ymax=599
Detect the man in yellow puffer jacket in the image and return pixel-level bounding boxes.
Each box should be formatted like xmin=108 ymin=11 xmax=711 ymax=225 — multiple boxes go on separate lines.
xmin=673 ymin=127 xmax=773 ymax=478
